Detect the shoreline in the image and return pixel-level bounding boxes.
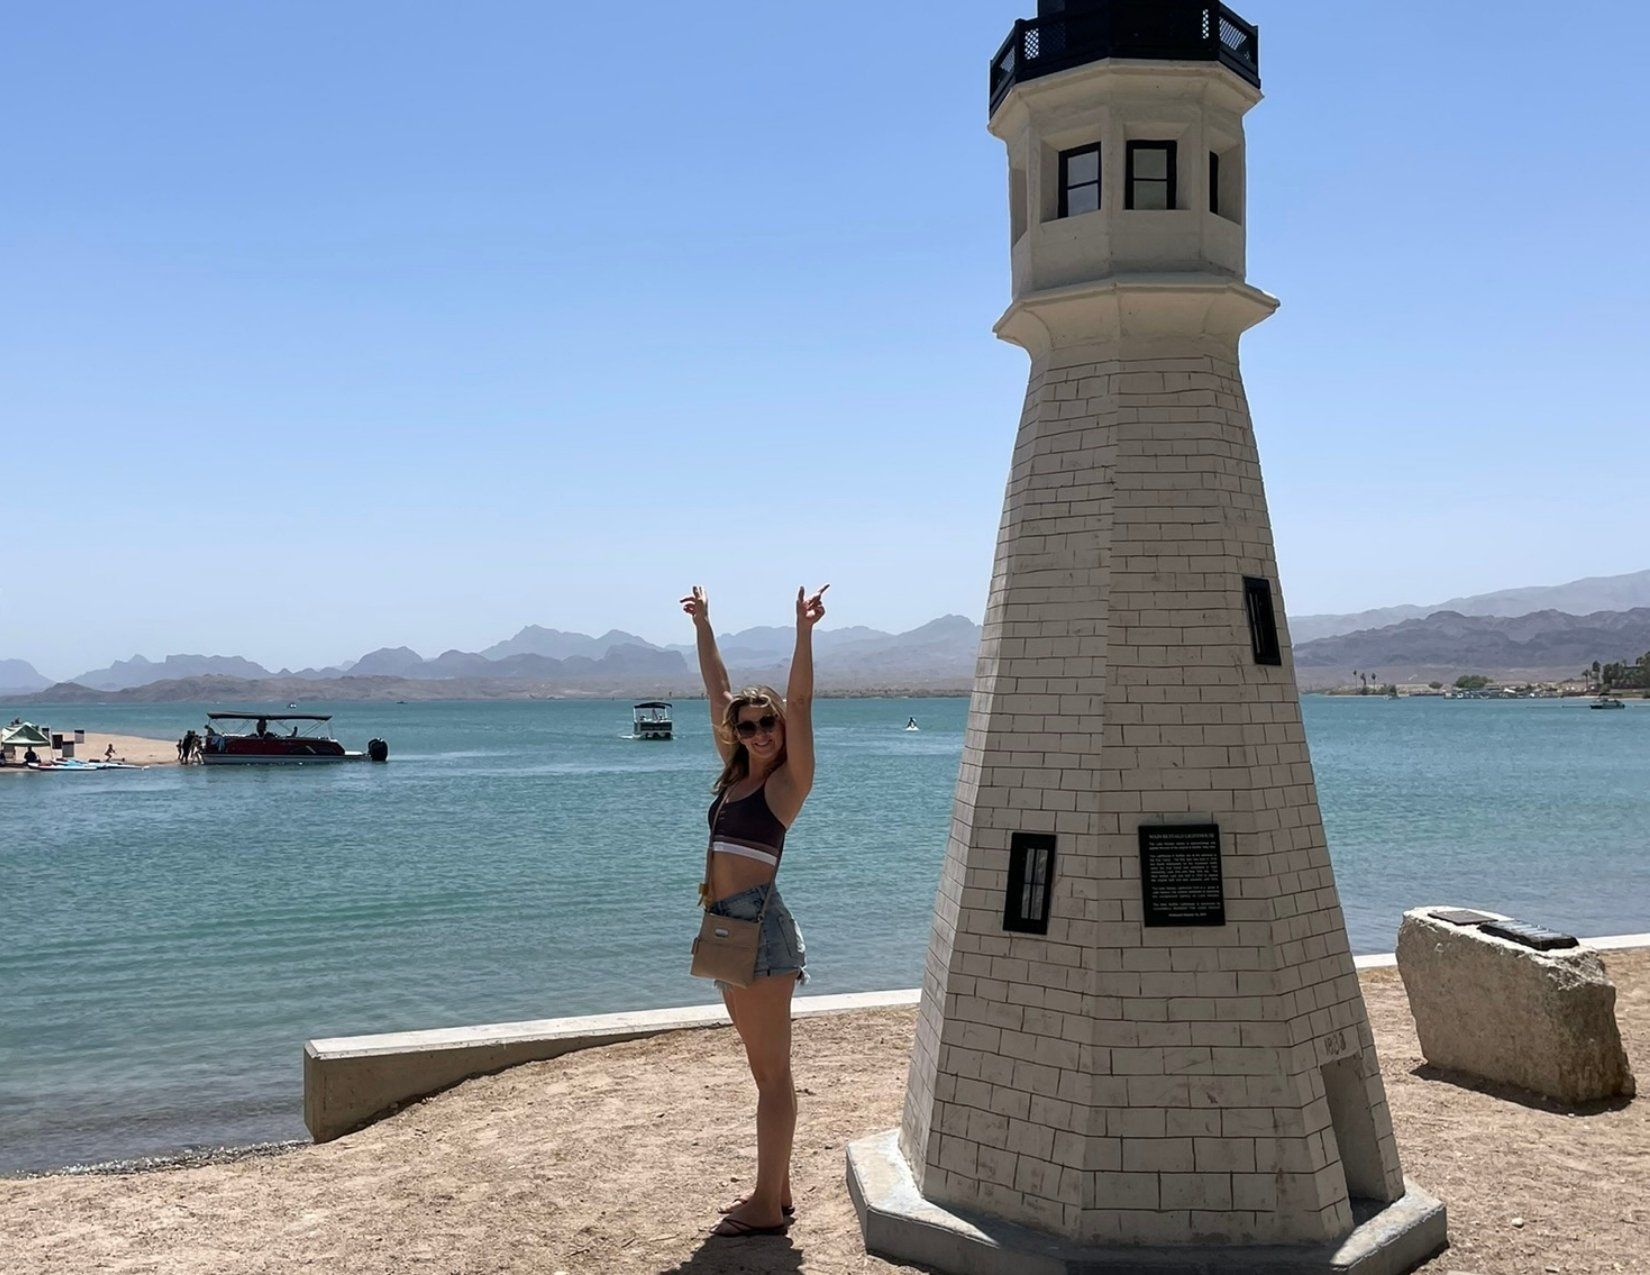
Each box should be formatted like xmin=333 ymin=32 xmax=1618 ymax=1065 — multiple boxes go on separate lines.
xmin=19 ymin=686 xmax=1648 ymax=708
xmin=2 ymin=952 xmax=1645 ymax=1274
xmin=0 ymin=729 xmax=178 ymax=772
xmin=10 ymin=686 xmax=978 ymax=706
xmin=10 ymin=935 xmax=1646 ymax=1183
xmin=2 ymin=1141 xmax=305 ymax=1182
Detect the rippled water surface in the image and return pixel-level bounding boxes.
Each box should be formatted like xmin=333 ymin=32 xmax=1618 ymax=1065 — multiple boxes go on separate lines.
xmin=2 ymin=695 xmax=1647 ymax=1172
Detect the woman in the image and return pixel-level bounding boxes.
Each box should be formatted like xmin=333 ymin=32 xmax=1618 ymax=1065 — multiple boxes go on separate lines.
xmin=681 ymin=581 xmax=827 ymax=1238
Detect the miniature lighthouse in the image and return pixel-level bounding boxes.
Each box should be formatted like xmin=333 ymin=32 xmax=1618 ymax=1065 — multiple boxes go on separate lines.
xmin=848 ymin=3 xmax=1445 ymax=1269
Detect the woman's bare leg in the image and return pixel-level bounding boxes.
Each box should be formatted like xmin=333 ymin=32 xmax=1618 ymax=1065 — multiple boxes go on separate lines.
xmin=716 ymin=986 xmax=793 ymax=1211
xmin=716 ymin=973 xmax=797 ymax=1230
xmin=720 ymin=985 xmax=742 ymax=1038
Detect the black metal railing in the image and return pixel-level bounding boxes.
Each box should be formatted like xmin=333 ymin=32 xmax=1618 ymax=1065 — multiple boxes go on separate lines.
xmin=989 ymin=0 xmax=1260 ymax=114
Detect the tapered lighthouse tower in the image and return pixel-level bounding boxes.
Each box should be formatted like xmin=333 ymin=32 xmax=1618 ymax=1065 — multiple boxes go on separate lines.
xmin=848 ymin=4 xmax=1446 ymax=1271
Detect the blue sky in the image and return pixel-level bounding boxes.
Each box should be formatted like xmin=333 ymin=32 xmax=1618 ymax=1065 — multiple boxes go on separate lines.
xmin=4 ymin=1 xmax=1646 ymax=677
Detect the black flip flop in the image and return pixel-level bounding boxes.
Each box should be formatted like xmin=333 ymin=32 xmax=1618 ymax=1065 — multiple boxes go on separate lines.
xmin=718 ymin=1201 xmax=796 ymax=1218
xmin=710 ymin=1215 xmax=791 ymax=1238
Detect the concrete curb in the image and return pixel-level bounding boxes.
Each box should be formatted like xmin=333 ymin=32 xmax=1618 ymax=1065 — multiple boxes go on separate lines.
xmin=303 ymin=933 xmax=1649 ymax=1144
xmin=303 ymin=988 xmax=917 ymax=1142
xmin=1585 ymin=931 xmax=1650 ymax=951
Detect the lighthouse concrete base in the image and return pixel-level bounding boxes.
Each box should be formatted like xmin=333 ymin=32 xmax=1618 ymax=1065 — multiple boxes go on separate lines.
xmin=847 ymin=1130 xmax=1447 ymax=1275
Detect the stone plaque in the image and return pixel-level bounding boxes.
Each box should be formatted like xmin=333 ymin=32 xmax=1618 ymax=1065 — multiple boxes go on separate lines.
xmin=1138 ymin=824 xmax=1225 ymax=927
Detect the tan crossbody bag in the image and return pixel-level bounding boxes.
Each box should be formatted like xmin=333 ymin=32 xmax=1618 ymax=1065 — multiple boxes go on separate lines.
xmin=690 ymin=798 xmax=773 ymax=988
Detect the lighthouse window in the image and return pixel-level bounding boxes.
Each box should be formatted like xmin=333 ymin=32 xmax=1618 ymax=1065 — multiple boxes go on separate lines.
xmin=1004 ymin=832 xmax=1056 ymax=935
xmin=1058 ymin=143 xmax=1102 ymax=218
xmin=1126 ymin=141 xmax=1177 ymax=211
xmin=1243 ymin=576 xmax=1283 ymax=666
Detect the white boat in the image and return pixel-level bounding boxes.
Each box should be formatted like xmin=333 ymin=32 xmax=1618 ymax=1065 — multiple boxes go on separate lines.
xmin=1590 ymin=695 xmax=1627 ymax=710
xmin=631 ymin=701 xmax=673 ymax=741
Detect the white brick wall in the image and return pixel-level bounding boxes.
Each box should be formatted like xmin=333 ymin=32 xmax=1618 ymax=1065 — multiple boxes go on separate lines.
xmin=899 ymin=336 xmax=1406 ymax=1246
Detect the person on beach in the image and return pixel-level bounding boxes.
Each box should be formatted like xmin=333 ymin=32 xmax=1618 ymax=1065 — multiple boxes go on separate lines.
xmin=682 ymin=582 xmax=827 ymax=1239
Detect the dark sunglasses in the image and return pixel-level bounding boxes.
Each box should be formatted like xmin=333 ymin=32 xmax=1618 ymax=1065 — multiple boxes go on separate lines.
xmin=734 ymin=714 xmax=778 ymax=738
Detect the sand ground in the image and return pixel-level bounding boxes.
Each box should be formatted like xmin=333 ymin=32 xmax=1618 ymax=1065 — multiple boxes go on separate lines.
xmin=0 ymin=730 xmax=179 ymax=771
xmin=2 ymin=954 xmax=1645 ymax=1275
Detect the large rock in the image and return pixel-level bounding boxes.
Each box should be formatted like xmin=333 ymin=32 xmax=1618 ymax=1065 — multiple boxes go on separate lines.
xmin=1396 ymin=907 xmax=1635 ymax=1104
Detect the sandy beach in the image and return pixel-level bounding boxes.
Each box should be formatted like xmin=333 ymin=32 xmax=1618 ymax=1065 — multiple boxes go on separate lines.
xmin=1 ymin=952 xmax=1644 ymax=1274
xmin=0 ymin=729 xmax=178 ymax=771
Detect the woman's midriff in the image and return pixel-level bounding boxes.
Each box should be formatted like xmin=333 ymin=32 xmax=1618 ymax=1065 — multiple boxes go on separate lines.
xmin=710 ymin=853 xmax=776 ymax=903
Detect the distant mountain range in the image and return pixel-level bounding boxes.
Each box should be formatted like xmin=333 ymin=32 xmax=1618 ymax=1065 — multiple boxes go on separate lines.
xmin=1293 ymin=608 xmax=1650 ymax=681
xmin=54 ymin=653 xmax=293 ymax=693
xmin=6 ymin=617 xmax=986 ymax=703
xmin=0 ymin=658 xmax=51 ymax=696
xmin=8 ymin=568 xmax=1650 ymax=702
xmin=1290 ymin=569 xmax=1650 ymax=643
xmin=479 ymin=626 xmax=659 ymax=662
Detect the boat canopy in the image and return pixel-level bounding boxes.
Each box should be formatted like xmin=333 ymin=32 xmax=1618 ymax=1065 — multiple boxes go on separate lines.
xmin=207 ymin=712 xmax=333 ymax=722
xmin=633 ymin=701 xmax=672 ymax=709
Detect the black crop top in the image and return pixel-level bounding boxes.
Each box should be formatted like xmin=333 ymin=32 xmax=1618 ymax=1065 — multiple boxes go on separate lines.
xmin=707 ymin=781 xmax=788 ymax=868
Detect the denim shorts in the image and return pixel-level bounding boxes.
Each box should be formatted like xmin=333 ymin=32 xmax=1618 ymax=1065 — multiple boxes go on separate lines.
xmin=707 ymin=883 xmax=807 ymax=992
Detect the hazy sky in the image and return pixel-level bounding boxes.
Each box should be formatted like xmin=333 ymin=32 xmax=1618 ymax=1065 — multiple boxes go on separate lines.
xmin=4 ymin=2 xmax=1646 ymax=678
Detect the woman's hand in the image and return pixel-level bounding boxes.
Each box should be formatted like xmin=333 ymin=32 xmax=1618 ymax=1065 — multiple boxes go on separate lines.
xmin=797 ymin=583 xmax=829 ymax=629
xmin=680 ymin=585 xmax=711 ymax=627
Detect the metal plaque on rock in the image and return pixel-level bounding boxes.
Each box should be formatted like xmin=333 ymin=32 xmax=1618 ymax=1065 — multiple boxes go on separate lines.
xmin=1138 ymin=824 xmax=1225 ymax=927
xmin=1429 ymin=908 xmax=1499 ymax=927
xmin=1480 ymin=919 xmax=1579 ymax=951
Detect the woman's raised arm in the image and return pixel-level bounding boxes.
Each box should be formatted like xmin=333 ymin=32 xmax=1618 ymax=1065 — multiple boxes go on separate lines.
xmin=770 ymin=584 xmax=827 ymax=823
xmin=681 ymin=585 xmax=735 ymax=759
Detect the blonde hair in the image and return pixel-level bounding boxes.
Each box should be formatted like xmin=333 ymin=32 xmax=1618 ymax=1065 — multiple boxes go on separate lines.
xmin=712 ymin=686 xmax=787 ymax=796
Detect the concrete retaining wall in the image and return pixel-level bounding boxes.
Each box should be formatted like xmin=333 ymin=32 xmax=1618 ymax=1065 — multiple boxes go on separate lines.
xmin=303 ymin=988 xmax=918 ymax=1143
xmin=303 ymin=934 xmax=1649 ymax=1145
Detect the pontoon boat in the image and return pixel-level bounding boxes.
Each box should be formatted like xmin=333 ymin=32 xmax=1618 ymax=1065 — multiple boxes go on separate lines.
xmin=631 ymin=702 xmax=673 ymax=741
xmin=200 ymin=713 xmax=389 ymax=764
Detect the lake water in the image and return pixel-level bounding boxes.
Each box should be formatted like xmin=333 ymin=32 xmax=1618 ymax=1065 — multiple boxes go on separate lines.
xmin=2 ymin=695 xmax=1647 ymax=1173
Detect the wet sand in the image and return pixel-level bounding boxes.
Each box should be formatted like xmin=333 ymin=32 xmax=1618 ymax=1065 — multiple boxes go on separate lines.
xmin=2 ymin=953 xmax=1644 ymax=1274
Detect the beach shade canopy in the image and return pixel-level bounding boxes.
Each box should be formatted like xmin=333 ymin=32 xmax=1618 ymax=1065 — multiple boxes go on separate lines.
xmin=0 ymin=722 xmax=51 ymax=748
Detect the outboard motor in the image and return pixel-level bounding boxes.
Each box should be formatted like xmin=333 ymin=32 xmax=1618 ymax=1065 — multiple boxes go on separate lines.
xmin=367 ymin=738 xmax=389 ymax=763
